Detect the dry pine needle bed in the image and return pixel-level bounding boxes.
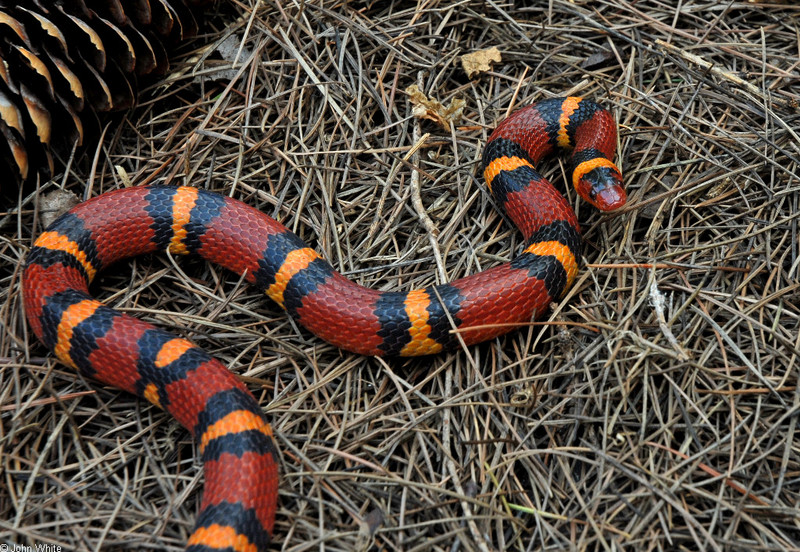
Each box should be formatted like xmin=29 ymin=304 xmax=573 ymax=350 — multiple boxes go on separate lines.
xmin=1 ymin=1 xmax=799 ymax=551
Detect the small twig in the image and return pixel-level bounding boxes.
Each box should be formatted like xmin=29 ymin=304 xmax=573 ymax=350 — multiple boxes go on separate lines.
xmin=646 ymin=441 xmax=768 ymax=506
xmin=648 ymin=269 xmax=691 ymax=361
xmin=655 ymin=39 xmax=793 ymax=111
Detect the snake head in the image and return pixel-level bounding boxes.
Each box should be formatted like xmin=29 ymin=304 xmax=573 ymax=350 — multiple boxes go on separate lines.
xmin=572 ymin=158 xmax=626 ymax=211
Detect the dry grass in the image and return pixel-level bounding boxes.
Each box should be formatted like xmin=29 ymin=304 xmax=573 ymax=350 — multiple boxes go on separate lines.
xmin=2 ymin=0 xmax=800 ymax=550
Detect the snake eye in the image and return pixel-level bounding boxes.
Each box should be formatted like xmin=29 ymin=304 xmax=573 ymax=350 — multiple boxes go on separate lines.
xmin=578 ymin=166 xmax=626 ymax=211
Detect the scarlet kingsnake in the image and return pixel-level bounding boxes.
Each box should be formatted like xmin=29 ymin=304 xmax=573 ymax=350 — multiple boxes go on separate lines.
xmin=22 ymin=96 xmax=625 ymax=550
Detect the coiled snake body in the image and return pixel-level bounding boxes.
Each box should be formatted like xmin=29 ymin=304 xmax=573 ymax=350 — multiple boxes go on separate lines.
xmin=22 ymin=96 xmax=625 ymax=550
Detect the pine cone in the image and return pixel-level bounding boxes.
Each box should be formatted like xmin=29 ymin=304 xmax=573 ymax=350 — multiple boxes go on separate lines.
xmin=0 ymin=0 xmax=205 ymax=188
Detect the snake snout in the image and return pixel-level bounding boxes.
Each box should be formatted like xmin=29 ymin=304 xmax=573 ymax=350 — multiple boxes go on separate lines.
xmin=580 ymin=166 xmax=626 ymax=211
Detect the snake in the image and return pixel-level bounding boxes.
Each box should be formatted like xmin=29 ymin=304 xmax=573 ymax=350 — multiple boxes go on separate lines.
xmin=21 ymin=96 xmax=625 ymax=550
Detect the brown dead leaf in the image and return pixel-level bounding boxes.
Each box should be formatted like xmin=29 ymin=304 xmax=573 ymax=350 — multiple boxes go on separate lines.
xmin=406 ymin=84 xmax=465 ymax=132
xmin=39 ymin=188 xmax=79 ymax=228
xmin=461 ymin=46 xmax=501 ymax=78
